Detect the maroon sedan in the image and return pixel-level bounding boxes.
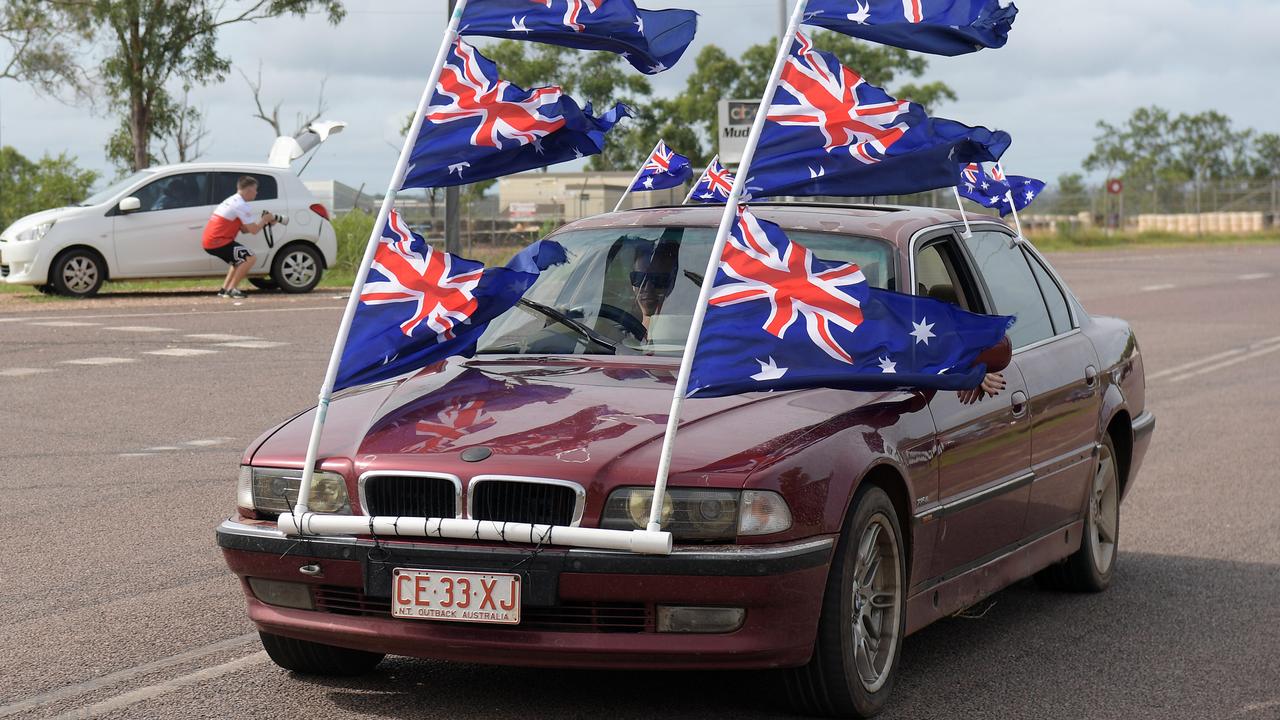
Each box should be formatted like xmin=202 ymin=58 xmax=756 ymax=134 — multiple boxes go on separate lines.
xmin=218 ymin=203 xmax=1154 ymax=718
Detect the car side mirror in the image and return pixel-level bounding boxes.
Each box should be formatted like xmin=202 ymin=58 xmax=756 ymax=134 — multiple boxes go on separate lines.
xmin=118 ymin=197 xmax=141 ymax=213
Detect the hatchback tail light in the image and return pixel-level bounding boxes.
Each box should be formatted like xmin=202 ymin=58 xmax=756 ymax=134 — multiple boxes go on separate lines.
xmin=309 ymin=203 xmax=331 ymax=220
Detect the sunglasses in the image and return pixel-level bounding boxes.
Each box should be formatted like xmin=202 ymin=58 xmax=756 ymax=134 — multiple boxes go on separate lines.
xmin=630 ymin=271 xmax=676 ymax=290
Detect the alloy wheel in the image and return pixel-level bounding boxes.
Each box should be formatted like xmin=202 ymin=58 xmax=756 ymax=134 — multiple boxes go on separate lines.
xmin=62 ymin=256 xmax=99 ymax=294
xmin=850 ymin=513 xmax=902 ymax=693
xmin=1088 ymin=444 xmax=1119 ymax=573
xmin=280 ymin=250 xmax=317 ymax=288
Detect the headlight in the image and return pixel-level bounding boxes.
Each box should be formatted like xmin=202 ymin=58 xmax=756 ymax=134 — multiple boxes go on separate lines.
xmin=239 ymin=466 xmax=351 ymax=515
xmin=602 ymin=486 xmax=790 ymax=543
xmin=15 ymin=221 xmax=54 ymax=243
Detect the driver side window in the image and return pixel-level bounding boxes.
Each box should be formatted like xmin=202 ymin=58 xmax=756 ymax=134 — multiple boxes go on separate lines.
xmin=131 ymin=173 xmax=210 ymax=213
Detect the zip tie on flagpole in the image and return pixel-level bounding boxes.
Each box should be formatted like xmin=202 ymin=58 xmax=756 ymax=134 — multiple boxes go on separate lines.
xmin=288 ymin=0 xmax=472 ymax=531
xmin=645 ymin=0 xmax=811 ymax=534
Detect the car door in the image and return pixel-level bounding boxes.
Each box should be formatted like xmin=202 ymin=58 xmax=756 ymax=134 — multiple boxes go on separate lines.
xmin=912 ymin=233 xmax=1034 ymax=578
xmin=111 ymin=171 xmax=216 ymax=276
xmin=210 ymin=171 xmax=282 ymax=273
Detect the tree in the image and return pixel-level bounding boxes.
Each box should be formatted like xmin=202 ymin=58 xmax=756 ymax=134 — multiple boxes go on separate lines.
xmin=239 ymin=62 xmax=330 ymax=139
xmin=1053 ymin=172 xmax=1089 ymax=215
xmin=1252 ymin=133 xmax=1280 ymax=180
xmin=0 ymin=146 xmax=99 ymax=229
xmin=87 ymin=0 xmax=345 ymax=172
xmin=0 ymin=1 xmax=92 ymax=97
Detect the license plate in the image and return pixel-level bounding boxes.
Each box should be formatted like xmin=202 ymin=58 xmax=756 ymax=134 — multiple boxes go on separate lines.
xmin=391 ymin=568 xmax=521 ymax=625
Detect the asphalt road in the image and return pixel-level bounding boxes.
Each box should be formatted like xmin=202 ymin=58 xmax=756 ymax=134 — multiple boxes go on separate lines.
xmin=1 ymin=244 xmax=1278 ymax=720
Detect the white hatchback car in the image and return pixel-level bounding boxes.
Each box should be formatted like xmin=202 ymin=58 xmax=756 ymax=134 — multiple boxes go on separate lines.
xmin=0 ymin=162 xmax=337 ymax=297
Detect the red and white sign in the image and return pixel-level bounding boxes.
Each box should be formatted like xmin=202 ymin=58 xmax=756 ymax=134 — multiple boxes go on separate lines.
xmin=392 ymin=568 xmax=521 ymax=625
xmin=1106 ymin=178 xmax=1124 ymax=195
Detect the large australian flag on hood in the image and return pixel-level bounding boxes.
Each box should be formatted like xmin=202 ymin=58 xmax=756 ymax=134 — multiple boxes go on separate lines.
xmin=459 ymin=0 xmax=698 ymax=74
xmin=745 ymin=33 xmax=1010 ymax=199
xmin=401 ymin=38 xmax=629 ymax=190
xmin=336 ymin=210 xmax=567 ymax=390
xmin=804 ymin=0 xmax=1018 ymax=56
xmin=687 ymin=207 xmax=1013 ymax=398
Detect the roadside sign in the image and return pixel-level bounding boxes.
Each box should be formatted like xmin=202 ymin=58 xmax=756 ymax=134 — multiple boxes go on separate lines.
xmin=718 ymin=99 xmax=761 ymax=165
xmin=1106 ymin=178 xmax=1124 ymax=195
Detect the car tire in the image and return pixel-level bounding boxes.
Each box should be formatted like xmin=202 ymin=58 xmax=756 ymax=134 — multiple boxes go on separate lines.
xmin=784 ymin=484 xmax=906 ymax=718
xmin=1035 ymin=436 xmax=1120 ymax=593
xmin=49 ymin=248 xmax=106 ymax=297
xmin=271 ymin=243 xmax=323 ymax=294
xmin=248 ymin=277 xmax=279 ymax=291
xmin=258 ymin=631 xmax=384 ymax=676
xmin=34 ymin=284 xmax=57 ymax=295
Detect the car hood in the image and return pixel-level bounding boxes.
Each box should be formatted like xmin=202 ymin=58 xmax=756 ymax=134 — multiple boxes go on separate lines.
xmin=1 ymin=206 xmax=80 ymax=238
xmin=252 ymin=355 xmax=897 ymax=486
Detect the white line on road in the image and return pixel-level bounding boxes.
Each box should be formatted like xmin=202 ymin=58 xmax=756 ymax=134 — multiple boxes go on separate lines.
xmin=30 ymin=320 xmax=100 ymax=327
xmin=60 ymin=357 xmax=136 ymax=366
xmin=3 ymin=304 xmax=341 ymax=323
xmin=0 ymin=318 xmax=28 ymax=323
xmin=1147 ymin=335 xmax=1280 ymax=381
xmin=0 ymin=634 xmax=257 ymax=718
xmin=1168 ymin=343 xmax=1280 ymax=383
xmin=184 ymin=333 xmax=259 ymax=341
xmin=217 ymin=340 xmax=288 ymax=349
xmin=142 ymin=446 xmax=180 ymax=452
xmin=104 ymin=325 xmax=176 ymax=333
xmin=116 ymin=453 xmax=155 ymax=458
xmin=1140 ymin=284 xmax=1176 ymax=292
xmin=1237 ymin=273 xmax=1273 ymax=281
xmin=183 ymin=438 xmax=232 ymax=447
xmin=0 ymin=368 xmax=53 ymax=377
xmin=144 ymin=348 xmax=220 ymax=357
xmin=47 ymin=652 xmax=267 ymax=720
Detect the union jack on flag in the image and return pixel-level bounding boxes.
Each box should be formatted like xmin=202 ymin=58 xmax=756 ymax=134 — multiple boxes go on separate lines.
xmin=335 ymin=210 xmax=568 ymax=390
xmin=687 ymin=206 xmax=1014 ymax=398
xmin=630 ymin=139 xmax=692 ymax=191
xmin=746 ymin=32 xmax=1010 ymax=199
xmin=689 ymin=155 xmax=736 ymax=203
xmin=803 ymin=0 xmax=1018 ymax=56
xmin=402 ymin=38 xmax=628 ymax=190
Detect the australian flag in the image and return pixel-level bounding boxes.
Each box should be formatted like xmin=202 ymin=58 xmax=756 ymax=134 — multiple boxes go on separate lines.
xmin=689 ymin=155 xmax=736 ymax=203
xmin=804 ymin=0 xmax=1018 ymax=56
xmin=958 ymin=162 xmax=1044 ymax=216
xmin=335 ymin=210 xmax=567 ymax=390
xmin=459 ymin=0 xmax=698 ymax=74
xmin=402 ymin=38 xmax=629 ymax=190
xmin=687 ymin=207 xmax=1013 ymax=398
xmin=1002 ymin=174 xmax=1046 ymax=215
xmin=631 ymin=140 xmax=692 ymax=191
xmin=746 ymin=33 xmax=1010 ymax=200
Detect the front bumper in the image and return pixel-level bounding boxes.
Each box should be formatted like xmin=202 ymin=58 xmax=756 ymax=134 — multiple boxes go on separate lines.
xmin=0 ymin=241 xmax=46 ymax=283
xmin=217 ymin=519 xmax=834 ymax=670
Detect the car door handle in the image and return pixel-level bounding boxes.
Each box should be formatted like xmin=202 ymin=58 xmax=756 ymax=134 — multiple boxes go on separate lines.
xmin=1010 ymin=390 xmax=1028 ymax=417
xmin=1085 ymin=365 xmax=1098 ymax=389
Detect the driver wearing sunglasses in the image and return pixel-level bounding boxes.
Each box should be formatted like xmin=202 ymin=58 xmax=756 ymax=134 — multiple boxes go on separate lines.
xmin=630 ymin=241 xmax=681 ymax=338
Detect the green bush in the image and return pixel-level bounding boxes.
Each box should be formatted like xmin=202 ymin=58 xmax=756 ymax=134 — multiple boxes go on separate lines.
xmin=330 ymin=210 xmax=376 ymax=274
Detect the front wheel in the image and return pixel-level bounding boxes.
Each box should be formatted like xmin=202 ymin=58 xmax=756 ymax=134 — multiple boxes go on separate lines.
xmin=259 ymin=631 xmax=384 ymax=676
xmin=271 ymin=244 xmax=323 ymax=294
xmin=785 ymin=485 xmax=906 ymax=718
xmin=50 ymin=249 xmax=105 ymax=297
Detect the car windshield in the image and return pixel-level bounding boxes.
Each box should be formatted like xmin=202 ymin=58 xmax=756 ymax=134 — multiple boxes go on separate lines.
xmin=79 ymin=170 xmax=156 ymax=206
xmin=476 ymin=225 xmax=895 ymax=357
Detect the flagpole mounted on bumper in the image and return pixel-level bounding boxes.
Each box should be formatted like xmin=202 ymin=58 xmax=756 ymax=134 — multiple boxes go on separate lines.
xmin=290 ymin=0 xmax=471 ymax=523
xmin=645 ymin=0 xmax=811 ymax=533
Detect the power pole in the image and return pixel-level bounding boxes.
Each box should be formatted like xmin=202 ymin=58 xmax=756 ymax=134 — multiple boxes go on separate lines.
xmin=445 ymin=0 xmax=462 ymax=254
xmin=778 ymin=0 xmax=788 ymax=43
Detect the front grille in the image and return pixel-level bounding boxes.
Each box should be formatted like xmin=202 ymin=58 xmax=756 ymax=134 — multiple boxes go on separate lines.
xmin=312 ymin=586 xmax=651 ymax=633
xmin=470 ymin=480 xmax=577 ymax=526
xmin=363 ymin=475 xmax=458 ymax=518
xmin=0 ymin=264 xmax=9 ymax=278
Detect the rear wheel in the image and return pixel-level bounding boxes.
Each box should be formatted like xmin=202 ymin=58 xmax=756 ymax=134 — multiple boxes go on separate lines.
xmin=271 ymin=243 xmax=323 ymax=294
xmin=1036 ymin=436 xmax=1120 ymax=592
xmin=248 ymin=277 xmax=278 ymax=291
xmin=259 ymin=631 xmax=384 ymax=676
xmin=785 ymin=485 xmax=906 ymax=718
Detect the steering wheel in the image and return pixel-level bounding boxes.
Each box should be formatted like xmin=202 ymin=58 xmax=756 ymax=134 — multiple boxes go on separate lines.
xmin=595 ymin=303 xmax=647 ymax=341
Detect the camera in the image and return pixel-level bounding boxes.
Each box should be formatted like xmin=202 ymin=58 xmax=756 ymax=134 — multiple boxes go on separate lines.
xmin=263 ymin=210 xmax=289 ymax=226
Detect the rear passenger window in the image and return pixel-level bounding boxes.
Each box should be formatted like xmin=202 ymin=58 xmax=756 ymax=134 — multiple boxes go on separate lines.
xmin=1023 ymin=249 xmax=1073 ymax=334
xmin=211 ymin=172 xmax=278 ymax=202
xmin=963 ymin=231 xmax=1054 ymax=348
xmin=914 ymin=240 xmax=976 ymax=311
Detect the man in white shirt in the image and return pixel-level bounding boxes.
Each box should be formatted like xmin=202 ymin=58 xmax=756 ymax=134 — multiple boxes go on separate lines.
xmin=201 ymin=176 xmax=276 ymax=299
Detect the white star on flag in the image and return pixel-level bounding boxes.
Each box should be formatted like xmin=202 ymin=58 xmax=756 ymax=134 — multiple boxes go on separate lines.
xmin=1025 ymin=190 xmax=1035 ymax=202
xmin=751 ymin=356 xmax=788 ymax=381
xmin=877 ymin=356 xmax=897 ymax=374
xmin=980 ymin=181 xmax=990 ymax=190
xmin=648 ymin=62 xmax=667 ymax=73
xmin=634 ymin=15 xmax=644 ymax=33
xmin=510 ymin=16 xmax=532 ymax=33
xmin=910 ymin=318 xmax=935 ymax=345
xmin=642 ymin=176 xmax=655 ymax=189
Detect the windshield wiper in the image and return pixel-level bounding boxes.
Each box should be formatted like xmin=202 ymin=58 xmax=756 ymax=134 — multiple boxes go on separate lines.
xmin=517 ymin=299 xmax=621 ymax=354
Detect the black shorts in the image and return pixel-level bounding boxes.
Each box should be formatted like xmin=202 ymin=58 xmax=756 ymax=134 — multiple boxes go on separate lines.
xmin=206 ymin=241 xmax=254 ymax=267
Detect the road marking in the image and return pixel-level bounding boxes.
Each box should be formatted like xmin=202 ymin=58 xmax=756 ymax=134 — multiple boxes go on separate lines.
xmin=183 ymin=438 xmax=232 ymax=447
xmin=0 ymin=318 xmax=28 ymax=323
xmin=117 ymin=453 xmax=155 ymax=458
xmin=105 ymin=325 xmax=176 ymax=333
xmin=1169 ymin=343 xmax=1280 ymax=383
xmin=0 ymin=634 xmax=257 ymax=718
xmin=217 ymin=340 xmax=288 ymax=349
xmin=1139 ymin=283 xmax=1176 ymax=292
xmin=144 ymin=348 xmax=220 ymax=357
xmin=1147 ymin=335 xmax=1280 ymax=381
xmin=0 ymin=368 xmax=53 ymax=377
xmin=184 ymin=333 xmax=259 ymax=341
xmin=142 ymin=446 xmax=181 ymax=452
xmin=46 ymin=652 xmax=268 ymax=720
xmin=30 ymin=320 xmax=100 ymax=327
xmin=60 ymin=357 xmax=136 ymax=366
xmin=1238 ymin=273 xmax=1272 ymax=281
xmin=10 ymin=304 xmax=341 ymax=323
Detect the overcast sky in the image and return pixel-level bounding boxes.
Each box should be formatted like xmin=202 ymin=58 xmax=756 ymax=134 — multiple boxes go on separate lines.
xmin=2 ymin=0 xmax=1278 ymax=195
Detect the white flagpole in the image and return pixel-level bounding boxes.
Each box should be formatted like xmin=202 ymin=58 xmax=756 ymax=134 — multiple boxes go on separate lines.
xmin=951 ymin=186 xmax=973 ymax=237
xmin=682 ymin=156 xmax=717 ymax=205
xmin=646 ymin=0 xmax=810 ymax=533
xmin=996 ymin=162 xmax=1024 ymax=238
xmin=614 ymin=139 xmax=663 ymax=213
xmin=291 ymin=0 xmax=470 ymax=522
